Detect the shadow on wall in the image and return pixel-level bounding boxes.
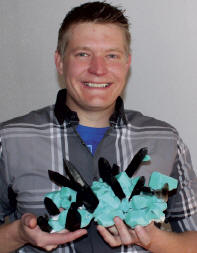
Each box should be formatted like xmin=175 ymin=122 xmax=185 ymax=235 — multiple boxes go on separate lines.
xmin=122 ymin=65 xmax=132 ymax=100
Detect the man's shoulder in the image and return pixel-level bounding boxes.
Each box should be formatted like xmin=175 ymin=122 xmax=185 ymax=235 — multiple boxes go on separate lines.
xmin=125 ymin=109 xmax=178 ymax=134
xmin=0 ymin=105 xmax=55 ymax=131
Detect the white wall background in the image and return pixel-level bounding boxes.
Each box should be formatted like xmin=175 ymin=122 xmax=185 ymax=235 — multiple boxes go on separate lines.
xmin=0 ymin=0 xmax=196 ymax=172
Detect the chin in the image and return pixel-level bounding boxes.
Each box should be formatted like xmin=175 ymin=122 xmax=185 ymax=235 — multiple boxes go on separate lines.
xmin=84 ymin=101 xmax=114 ymax=112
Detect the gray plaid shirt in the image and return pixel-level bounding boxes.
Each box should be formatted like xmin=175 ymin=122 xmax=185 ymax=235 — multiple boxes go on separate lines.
xmin=0 ymin=89 xmax=197 ymax=253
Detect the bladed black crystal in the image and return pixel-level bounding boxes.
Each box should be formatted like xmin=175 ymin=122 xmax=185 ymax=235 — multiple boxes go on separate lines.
xmin=129 ymin=176 xmax=146 ymax=200
xmin=37 ymin=215 xmax=52 ymax=233
xmin=66 ymin=203 xmax=81 ymax=231
xmin=64 ymin=159 xmax=99 ymax=213
xmin=98 ymin=157 xmax=126 ymax=200
xmin=125 ymin=148 xmax=148 ymax=178
xmin=44 ymin=197 xmax=60 ymax=216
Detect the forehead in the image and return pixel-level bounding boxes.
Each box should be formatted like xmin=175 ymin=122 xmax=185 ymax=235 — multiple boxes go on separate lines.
xmin=66 ymin=22 xmax=127 ymax=52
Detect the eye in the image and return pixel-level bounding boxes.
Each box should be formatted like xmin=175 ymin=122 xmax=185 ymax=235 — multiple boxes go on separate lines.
xmin=107 ymin=54 xmax=119 ymax=59
xmin=76 ymin=52 xmax=89 ymax=57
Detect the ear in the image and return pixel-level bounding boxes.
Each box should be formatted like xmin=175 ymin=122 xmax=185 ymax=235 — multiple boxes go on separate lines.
xmin=54 ymin=51 xmax=63 ymax=75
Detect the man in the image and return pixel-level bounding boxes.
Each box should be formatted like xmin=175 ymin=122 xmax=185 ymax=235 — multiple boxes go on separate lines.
xmin=0 ymin=1 xmax=197 ymax=252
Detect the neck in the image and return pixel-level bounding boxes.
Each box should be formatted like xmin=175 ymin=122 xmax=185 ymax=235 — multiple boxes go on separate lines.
xmin=68 ymin=105 xmax=114 ymax=128
xmin=79 ymin=112 xmax=111 ymax=127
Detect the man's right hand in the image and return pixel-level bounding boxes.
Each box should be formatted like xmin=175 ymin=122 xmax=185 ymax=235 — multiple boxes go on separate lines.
xmin=17 ymin=213 xmax=87 ymax=251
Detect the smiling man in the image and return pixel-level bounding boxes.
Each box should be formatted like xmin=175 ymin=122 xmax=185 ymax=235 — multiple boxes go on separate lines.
xmin=55 ymin=22 xmax=131 ymax=127
xmin=0 ymin=2 xmax=197 ymax=253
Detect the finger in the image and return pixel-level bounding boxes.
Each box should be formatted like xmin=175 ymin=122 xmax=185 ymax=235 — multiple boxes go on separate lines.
xmin=114 ymin=217 xmax=133 ymax=245
xmin=62 ymin=229 xmax=87 ymax=242
xmin=108 ymin=226 xmax=119 ymax=236
xmin=135 ymin=225 xmax=151 ymax=247
xmin=97 ymin=225 xmax=121 ymax=247
xmin=21 ymin=213 xmax=37 ymax=229
xmin=43 ymin=229 xmax=87 ymax=245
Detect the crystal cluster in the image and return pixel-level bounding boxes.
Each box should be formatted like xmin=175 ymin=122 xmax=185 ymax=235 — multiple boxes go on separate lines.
xmin=37 ymin=148 xmax=178 ymax=232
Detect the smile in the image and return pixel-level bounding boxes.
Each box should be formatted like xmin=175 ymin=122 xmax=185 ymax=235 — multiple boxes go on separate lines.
xmin=83 ymin=82 xmax=111 ymax=88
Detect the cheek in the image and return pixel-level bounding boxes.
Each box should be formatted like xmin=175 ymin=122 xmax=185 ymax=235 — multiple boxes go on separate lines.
xmin=64 ymin=60 xmax=88 ymax=80
xmin=63 ymin=65 xmax=80 ymax=81
xmin=109 ymin=63 xmax=129 ymax=80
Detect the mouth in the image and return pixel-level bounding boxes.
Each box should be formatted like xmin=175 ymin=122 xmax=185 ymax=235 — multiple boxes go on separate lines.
xmin=83 ymin=82 xmax=111 ymax=88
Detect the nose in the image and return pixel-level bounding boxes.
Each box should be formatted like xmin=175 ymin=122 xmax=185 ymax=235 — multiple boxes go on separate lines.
xmin=88 ymin=55 xmax=107 ymax=76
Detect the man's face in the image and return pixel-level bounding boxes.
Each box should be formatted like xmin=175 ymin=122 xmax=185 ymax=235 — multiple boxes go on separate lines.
xmin=55 ymin=22 xmax=131 ymax=114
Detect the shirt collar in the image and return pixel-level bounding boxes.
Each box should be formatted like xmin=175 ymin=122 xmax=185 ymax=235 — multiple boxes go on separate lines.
xmin=54 ymin=89 xmax=128 ymax=127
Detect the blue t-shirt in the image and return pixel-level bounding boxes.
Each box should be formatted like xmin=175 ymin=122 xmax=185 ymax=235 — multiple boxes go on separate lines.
xmin=76 ymin=125 xmax=109 ymax=154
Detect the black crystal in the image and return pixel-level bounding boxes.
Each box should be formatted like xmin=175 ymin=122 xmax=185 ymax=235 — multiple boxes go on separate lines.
xmin=129 ymin=176 xmax=146 ymax=200
xmin=48 ymin=170 xmax=78 ymax=191
xmin=37 ymin=215 xmax=52 ymax=233
xmin=98 ymin=157 xmax=126 ymax=200
xmin=64 ymin=159 xmax=99 ymax=213
xmin=65 ymin=203 xmax=81 ymax=231
xmin=125 ymin=148 xmax=148 ymax=178
xmin=44 ymin=197 xmax=60 ymax=216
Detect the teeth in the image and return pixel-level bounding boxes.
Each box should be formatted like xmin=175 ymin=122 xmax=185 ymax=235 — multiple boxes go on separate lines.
xmin=84 ymin=82 xmax=110 ymax=88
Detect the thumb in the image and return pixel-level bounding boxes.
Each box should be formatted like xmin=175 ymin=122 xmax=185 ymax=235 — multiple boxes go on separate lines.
xmin=21 ymin=213 xmax=37 ymax=229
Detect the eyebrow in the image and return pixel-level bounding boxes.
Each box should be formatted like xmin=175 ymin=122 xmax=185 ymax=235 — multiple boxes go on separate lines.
xmin=105 ymin=48 xmax=125 ymax=54
xmin=72 ymin=46 xmax=90 ymax=51
xmin=71 ymin=46 xmax=125 ymax=54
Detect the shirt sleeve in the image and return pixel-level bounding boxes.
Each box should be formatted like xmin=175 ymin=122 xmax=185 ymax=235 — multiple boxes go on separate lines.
xmin=0 ymin=136 xmax=13 ymax=224
xmin=166 ymin=136 xmax=197 ymax=231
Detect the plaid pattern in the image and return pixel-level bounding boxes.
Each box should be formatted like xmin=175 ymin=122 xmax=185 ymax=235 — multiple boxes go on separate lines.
xmin=0 ymin=89 xmax=197 ymax=253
